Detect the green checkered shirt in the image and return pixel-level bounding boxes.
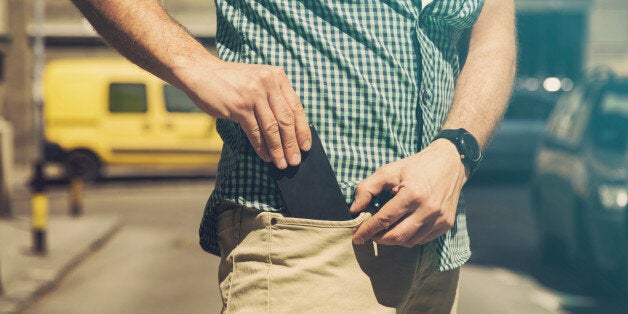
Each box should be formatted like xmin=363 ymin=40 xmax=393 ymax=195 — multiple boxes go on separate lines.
xmin=200 ymin=0 xmax=484 ymax=271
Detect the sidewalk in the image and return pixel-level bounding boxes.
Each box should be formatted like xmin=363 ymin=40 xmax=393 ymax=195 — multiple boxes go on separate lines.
xmin=0 ymin=215 xmax=120 ymax=314
xmin=0 ymin=165 xmax=121 ymax=314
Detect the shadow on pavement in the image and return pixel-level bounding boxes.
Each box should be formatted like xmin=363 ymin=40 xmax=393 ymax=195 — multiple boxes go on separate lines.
xmin=41 ymin=174 xmax=216 ymax=188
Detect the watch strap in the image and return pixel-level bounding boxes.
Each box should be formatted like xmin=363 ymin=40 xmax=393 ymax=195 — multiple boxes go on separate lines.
xmin=433 ymin=128 xmax=482 ymax=175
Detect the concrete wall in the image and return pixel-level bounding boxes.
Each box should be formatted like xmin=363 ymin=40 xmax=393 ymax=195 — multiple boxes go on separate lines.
xmin=586 ymin=0 xmax=628 ymax=69
xmin=516 ymin=0 xmax=591 ymax=11
xmin=0 ymin=0 xmax=7 ymax=35
xmin=43 ymin=0 xmax=216 ymax=37
xmin=4 ymin=0 xmax=34 ymax=164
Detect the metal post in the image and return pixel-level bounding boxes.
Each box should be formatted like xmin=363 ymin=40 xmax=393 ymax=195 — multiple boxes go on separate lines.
xmin=69 ymin=175 xmax=83 ymax=216
xmin=31 ymin=161 xmax=47 ymax=254
xmin=30 ymin=0 xmax=47 ymax=255
xmin=0 ymin=119 xmax=13 ymax=218
xmin=32 ymin=0 xmax=44 ymax=153
xmin=0 ymin=149 xmax=10 ymax=217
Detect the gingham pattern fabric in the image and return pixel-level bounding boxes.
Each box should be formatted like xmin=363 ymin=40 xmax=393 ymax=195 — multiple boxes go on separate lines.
xmin=200 ymin=0 xmax=484 ymax=271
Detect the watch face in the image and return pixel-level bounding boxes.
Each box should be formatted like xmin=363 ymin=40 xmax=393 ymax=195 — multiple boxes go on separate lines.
xmin=460 ymin=132 xmax=482 ymax=162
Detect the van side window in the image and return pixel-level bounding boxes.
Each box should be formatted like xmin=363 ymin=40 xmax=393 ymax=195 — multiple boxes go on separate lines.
xmin=163 ymin=85 xmax=201 ymax=113
xmin=109 ymin=83 xmax=147 ymax=113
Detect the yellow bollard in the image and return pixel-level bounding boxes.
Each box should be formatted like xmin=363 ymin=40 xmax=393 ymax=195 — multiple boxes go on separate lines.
xmin=30 ymin=162 xmax=47 ymax=254
xmin=31 ymin=192 xmax=48 ymax=253
xmin=69 ymin=175 xmax=83 ymax=216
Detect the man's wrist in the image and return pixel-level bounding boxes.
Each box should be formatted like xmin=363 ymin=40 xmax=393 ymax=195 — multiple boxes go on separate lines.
xmin=430 ymin=138 xmax=470 ymax=178
xmin=432 ymin=128 xmax=483 ymax=178
xmin=171 ymin=51 xmax=222 ymax=89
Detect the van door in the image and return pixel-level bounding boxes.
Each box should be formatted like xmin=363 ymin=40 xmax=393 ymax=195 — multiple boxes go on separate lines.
xmin=101 ymin=82 xmax=161 ymax=164
xmin=154 ymin=84 xmax=222 ymax=166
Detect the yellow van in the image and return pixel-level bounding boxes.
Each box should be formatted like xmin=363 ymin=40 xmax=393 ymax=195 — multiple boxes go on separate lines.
xmin=44 ymin=58 xmax=222 ymax=179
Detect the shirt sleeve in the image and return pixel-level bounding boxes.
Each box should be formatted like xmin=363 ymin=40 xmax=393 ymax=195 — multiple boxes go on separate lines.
xmin=420 ymin=0 xmax=485 ymax=31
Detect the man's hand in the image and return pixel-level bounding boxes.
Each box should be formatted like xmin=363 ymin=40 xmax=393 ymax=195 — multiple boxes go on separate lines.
xmin=350 ymin=139 xmax=468 ymax=246
xmin=178 ymin=60 xmax=311 ymax=169
xmin=350 ymin=0 xmax=517 ymax=246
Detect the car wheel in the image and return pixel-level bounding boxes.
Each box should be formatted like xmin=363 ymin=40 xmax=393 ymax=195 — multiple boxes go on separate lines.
xmin=540 ymin=234 xmax=568 ymax=266
xmin=531 ymin=187 xmax=568 ymax=266
xmin=65 ymin=150 xmax=101 ymax=181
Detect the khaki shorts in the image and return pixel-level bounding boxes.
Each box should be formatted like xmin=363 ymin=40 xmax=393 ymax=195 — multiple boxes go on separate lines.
xmin=216 ymin=201 xmax=460 ymax=314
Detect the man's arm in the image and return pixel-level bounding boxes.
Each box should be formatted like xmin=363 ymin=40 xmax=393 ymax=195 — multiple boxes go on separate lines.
xmin=351 ymin=0 xmax=516 ymax=246
xmin=71 ymin=0 xmax=311 ymax=169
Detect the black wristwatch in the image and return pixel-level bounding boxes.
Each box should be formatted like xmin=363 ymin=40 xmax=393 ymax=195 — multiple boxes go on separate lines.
xmin=432 ymin=128 xmax=483 ymax=175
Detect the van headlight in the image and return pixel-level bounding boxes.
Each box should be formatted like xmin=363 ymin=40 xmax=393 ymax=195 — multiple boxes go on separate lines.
xmin=598 ymin=184 xmax=628 ymax=211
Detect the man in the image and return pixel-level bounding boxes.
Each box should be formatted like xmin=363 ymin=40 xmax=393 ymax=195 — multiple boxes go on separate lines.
xmin=72 ymin=0 xmax=515 ymax=312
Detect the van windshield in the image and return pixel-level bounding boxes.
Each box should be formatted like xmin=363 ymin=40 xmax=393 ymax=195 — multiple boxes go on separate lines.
xmin=164 ymin=85 xmax=202 ymax=113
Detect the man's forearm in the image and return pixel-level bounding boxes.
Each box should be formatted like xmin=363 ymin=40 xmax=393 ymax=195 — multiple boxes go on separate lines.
xmin=441 ymin=0 xmax=517 ymax=150
xmin=71 ymin=0 xmax=219 ymax=89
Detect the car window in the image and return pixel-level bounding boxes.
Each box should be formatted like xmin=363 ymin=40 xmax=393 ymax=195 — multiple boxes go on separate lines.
xmin=545 ymin=87 xmax=590 ymax=146
xmin=109 ymin=83 xmax=147 ymax=113
xmin=163 ymin=85 xmax=201 ymax=113
xmin=590 ymin=86 xmax=628 ymax=151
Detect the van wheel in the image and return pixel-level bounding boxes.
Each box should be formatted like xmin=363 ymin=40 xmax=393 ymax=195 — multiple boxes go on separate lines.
xmin=65 ymin=150 xmax=101 ymax=181
xmin=574 ymin=202 xmax=594 ymax=268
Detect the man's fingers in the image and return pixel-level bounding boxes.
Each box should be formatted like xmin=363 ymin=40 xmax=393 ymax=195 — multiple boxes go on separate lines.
xmin=254 ymin=100 xmax=287 ymax=169
xmin=267 ymin=86 xmax=300 ymax=166
xmin=350 ymin=165 xmax=402 ymax=214
xmin=352 ymin=188 xmax=418 ymax=244
xmin=349 ymin=173 xmax=387 ymax=214
xmin=240 ymin=114 xmax=271 ymax=162
xmin=409 ymin=224 xmax=449 ymax=246
xmin=372 ymin=214 xmax=432 ymax=247
xmin=280 ymin=78 xmax=311 ymax=151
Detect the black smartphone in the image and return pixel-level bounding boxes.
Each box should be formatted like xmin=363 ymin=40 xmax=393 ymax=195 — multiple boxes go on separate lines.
xmin=269 ymin=124 xmax=352 ymax=221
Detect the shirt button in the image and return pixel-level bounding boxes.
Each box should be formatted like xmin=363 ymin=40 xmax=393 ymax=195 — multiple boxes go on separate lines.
xmin=421 ymin=91 xmax=429 ymax=103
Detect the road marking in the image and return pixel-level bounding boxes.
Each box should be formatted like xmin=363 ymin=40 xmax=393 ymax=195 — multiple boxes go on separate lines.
xmin=530 ymin=290 xmax=562 ymax=312
xmin=558 ymin=294 xmax=597 ymax=308
xmin=492 ymin=268 xmax=520 ymax=286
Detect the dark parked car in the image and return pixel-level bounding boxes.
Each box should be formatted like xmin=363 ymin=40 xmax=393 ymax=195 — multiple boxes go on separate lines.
xmin=531 ymin=69 xmax=628 ymax=288
xmin=477 ymin=89 xmax=557 ymax=176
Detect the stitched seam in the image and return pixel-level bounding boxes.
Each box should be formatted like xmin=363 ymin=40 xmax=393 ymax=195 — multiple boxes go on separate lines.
xmin=267 ymin=221 xmax=273 ymax=314
xmin=224 ymin=254 xmax=236 ymax=313
xmin=224 ymin=208 xmax=242 ymax=313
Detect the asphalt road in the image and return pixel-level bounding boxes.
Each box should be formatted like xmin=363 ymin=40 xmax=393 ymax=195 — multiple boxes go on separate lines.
xmin=9 ymin=173 xmax=627 ymax=314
